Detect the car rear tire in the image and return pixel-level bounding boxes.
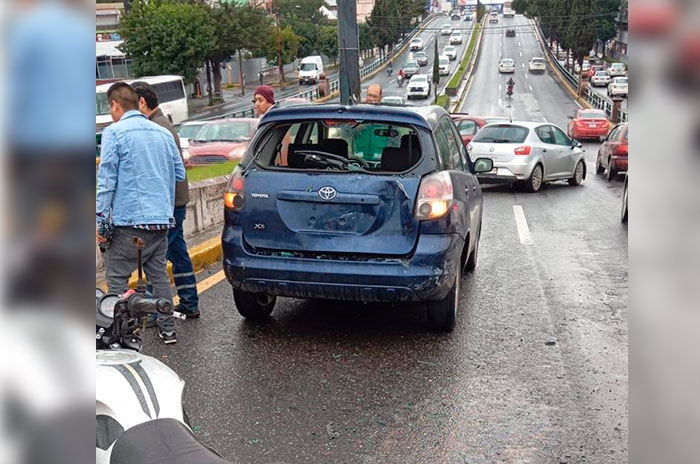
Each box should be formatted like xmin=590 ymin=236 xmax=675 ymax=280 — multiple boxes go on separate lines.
xmin=596 ymin=155 xmax=605 ymax=174
xmin=621 ymin=176 xmax=628 ymax=223
xmin=526 ymin=164 xmax=544 ymax=192
xmin=568 ymin=160 xmax=585 ymax=186
xmin=427 ymin=265 xmax=460 ymax=332
xmin=233 ymin=289 xmax=276 ymax=320
xmin=606 ymin=157 xmax=617 ymax=181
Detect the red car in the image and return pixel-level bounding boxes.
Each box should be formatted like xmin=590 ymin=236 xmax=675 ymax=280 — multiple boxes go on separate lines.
xmin=185 ymin=118 xmax=259 ymax=168
xmin=450 ymin=114 xmax=509 ymax=146
xmin=567 ymin=109 xmax=610 ymax=141
xmin=596 ymin=122 xmax=628 ymax=181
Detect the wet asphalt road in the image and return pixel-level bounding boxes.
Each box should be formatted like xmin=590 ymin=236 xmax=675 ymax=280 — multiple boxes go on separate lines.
xmin=143 ymin=14 xmax=628 ymax=464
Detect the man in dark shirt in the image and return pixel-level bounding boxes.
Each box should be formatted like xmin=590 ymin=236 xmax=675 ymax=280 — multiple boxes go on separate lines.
xmin=132 ymin=82 xmax=200 ymax=318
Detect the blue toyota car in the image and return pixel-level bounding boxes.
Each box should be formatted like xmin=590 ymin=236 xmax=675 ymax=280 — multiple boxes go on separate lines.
xmin=222 ymin=103 xmax=493 ymax=331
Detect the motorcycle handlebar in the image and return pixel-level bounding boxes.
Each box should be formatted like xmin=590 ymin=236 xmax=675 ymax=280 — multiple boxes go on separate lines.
xmin=126 ymin=294 xmax=173 ymax=316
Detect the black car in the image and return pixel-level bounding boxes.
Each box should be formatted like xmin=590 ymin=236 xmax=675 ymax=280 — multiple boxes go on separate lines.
xmin=222 ymin=104 xmax=494 ymax=331
xmin=506 ymin=29 xmax=516 ymax=37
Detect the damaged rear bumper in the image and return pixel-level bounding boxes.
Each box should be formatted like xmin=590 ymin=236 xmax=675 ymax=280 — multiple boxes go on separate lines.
xmin=222 ymin=225 xmax=463 ymax=302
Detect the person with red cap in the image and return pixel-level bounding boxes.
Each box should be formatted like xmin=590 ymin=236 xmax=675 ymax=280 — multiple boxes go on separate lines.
xmin=253 ymin=85 xmax=275 ymax=117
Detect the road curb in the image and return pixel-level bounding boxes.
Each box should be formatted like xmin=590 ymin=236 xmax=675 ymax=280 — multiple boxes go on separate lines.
xmin=98 ymin=235 xmax=222 ymax=292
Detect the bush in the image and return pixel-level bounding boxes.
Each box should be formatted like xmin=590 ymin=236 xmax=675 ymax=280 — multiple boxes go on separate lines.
xmin=435 ymin=95 xmax=450 ymax=109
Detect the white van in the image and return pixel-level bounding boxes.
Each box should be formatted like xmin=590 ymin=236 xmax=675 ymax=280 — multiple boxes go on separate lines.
xmin=298 ymin=56 xmax=324 ymax=85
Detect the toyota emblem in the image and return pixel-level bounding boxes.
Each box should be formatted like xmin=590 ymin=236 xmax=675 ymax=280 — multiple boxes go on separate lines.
xmin=318 ymin=186 xmax=337 ymax=201
xmin=489 ymin=147 xmax=495 ymax=152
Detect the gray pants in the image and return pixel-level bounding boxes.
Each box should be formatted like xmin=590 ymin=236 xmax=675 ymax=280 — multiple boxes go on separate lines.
xmin=105 ymin=227 xmax=175 ymax=332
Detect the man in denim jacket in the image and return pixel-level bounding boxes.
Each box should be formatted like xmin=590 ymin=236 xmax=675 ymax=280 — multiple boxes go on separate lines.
xmin=96 ymin=82 xmax=185 ymax=344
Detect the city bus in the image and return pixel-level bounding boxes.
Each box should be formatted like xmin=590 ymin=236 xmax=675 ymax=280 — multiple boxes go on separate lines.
xmin=96 ymin=75 xmax=188 ymax=133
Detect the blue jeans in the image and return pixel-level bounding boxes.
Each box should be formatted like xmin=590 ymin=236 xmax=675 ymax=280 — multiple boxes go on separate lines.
xmin=168 ymin=206 xmax=199 ymax=310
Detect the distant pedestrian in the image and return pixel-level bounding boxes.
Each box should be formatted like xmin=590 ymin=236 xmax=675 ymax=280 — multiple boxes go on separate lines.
xmin=259 ymin=69 xmax=264 ymax=86
xmin=132 ymin=81 xmax=200 ymax=319
xmin=365 ymin=83 xmax=382 ymax=104
xmin=96 ymin=82 xmax=185 ymax=345
xmin=253 ymin=85 xmax=275 ymax=117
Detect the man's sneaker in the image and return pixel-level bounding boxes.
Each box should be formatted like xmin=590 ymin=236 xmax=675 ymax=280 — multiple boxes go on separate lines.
xmin=175 ymin=303 xmax=200 ymax=319
xmin=158 ymin=329 xmax=177 ymax=345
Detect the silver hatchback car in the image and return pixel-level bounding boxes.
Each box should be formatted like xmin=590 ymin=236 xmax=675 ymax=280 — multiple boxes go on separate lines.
xmin=467 ymin=121 xmax=586 ymax=192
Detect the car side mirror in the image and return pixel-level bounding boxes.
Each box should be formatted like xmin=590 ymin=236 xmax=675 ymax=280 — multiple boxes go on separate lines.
xmin=473 ymin=157 xmax=493 ymax=173
xmin=571 ymin=139 xmax=582 ymax=148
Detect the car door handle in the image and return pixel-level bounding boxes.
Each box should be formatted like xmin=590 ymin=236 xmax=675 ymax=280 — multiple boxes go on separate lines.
xmin=542 ymin=148 xmax=547 ymax=153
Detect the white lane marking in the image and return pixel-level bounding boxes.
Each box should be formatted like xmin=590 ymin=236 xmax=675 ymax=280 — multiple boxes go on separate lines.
xmin=543 ymin=117 xmax=548 ymax=122
xmin=529 ymin=85 xmax=533 ymax=92
xmin=499 ymin=98 xmax=503 ymax=107
xmin=520 ymin=51 xmax=523 ymax=57
xmin=522 ymin=63 xmax=525 ymax=68
xmin=513 ymin=205 xmax=533 ymax=245
xmin=575 ymin=100 xmax=583 ymax=109
xmin=499 ymin=84 xmax=503 ymax=92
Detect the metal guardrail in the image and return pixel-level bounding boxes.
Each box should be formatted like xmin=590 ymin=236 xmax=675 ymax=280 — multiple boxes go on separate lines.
xmin=535 ymin=24 xmax=628 ymax=123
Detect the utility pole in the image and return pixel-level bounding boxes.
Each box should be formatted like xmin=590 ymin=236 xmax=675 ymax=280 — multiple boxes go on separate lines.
xmin=337 ymin=0 xmax=360 ymax=104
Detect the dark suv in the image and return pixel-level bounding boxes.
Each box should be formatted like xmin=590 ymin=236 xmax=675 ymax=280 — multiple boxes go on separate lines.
xmin=222 ymin=104 xmax=493 ymax=331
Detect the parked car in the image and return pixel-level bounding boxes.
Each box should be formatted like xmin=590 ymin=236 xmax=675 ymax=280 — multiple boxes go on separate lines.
xmin=444 ymin=45 xmax=458 ymax=61
xmin=450 ymin=114 xmax=488 ymax=146
xmin=450 ymin=33 xmax=463 ymax=45
xmin=608 ymin=62 xmax=627 ymax=77
xmin=528 ymin=57 xmax=547 ymax=73
xmin=567 ymin=109 xmax=610 ymax=141
xmin=402 ymin=60 xmax=420 ymax=78
xmin=410 ymin=38 xmax=424 ymax=51
xmin=489 ymin=12 xmax=499 ymax=23
xmin=438 ymin=55 xmax=450 ymax=76
xmin=596 ymin=122 xmax=628 ymax=181
xmin=407 ymin=74 xmax=431 ymax=99
xmin=467 ymin=121 xmax=586 ymax=192
xmin=222 ymin=103 xmax=494 ymax=331
xmin=608 ymin=76 xmax=629 ymax=97
xmin=184 ymin=118 xmax=259 ymax=167
xmin=591 ymin=70 xmax=612 ymax=87
xmin=441 ymin=25 xmax=453 ymax=36
xmin=506 ymin=29 xmax=516 ymax=37
xmin=415 ymin=51 xmax=429 ymax=66
xmin=621 ymin=173 xmax=628 ymax=223
xmin=178 ymin=121 xmax=206 ymax=150
xmin=381 ymin=96 xmax=405 ymax=105
xmin=499 ymin=58 xmax=516 ymax=73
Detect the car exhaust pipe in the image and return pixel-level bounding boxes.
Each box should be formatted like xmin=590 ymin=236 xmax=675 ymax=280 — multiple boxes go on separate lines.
xmin=257 ymin=293 xmax=273 ymax=306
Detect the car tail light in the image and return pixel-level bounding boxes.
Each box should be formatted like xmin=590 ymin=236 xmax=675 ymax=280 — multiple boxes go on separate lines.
xmin=224 ymin=167 xmax=245 ymax=211
xmin=614 ymin=144 xmax=628 ymax=156
xmin=514 ymin=146 xmax=532 ymax=155
xmin=415 ymin=171 xmax=453 ymax=221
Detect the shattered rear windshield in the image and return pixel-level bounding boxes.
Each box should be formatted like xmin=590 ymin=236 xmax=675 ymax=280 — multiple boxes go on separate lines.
xmin=253 ymin=120 xmax=423 ymax=173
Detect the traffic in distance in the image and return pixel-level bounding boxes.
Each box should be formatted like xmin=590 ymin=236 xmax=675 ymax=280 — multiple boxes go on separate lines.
xmin=96 ymin=6 xmax=629 ymax=464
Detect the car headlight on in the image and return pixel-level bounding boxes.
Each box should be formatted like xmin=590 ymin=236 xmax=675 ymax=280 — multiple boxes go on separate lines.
xmin=228 ymin=147 xmax=246 ymax=160
xmin=182 ymin=149 xmax=191 ymax=161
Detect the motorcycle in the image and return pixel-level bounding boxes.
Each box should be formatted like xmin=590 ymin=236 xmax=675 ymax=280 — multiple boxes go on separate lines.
xmin=96 ymin=241 xmax=231 ymax=464
xmin=387 ymin=65 xmax=393 ymax=76
xmin=506 ymin=83 xmax=514 ymax=98
xmin=397 ymin=74 xmax=404 ymax=87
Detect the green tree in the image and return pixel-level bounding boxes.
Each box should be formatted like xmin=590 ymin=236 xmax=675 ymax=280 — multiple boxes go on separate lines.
xmin=432 ymin=39 xmax=440 ymax=102
xmin=265 ymin=25 xmax=301 ymax=83
xmin=119 ymin=0 xmax=216 ymax=84
xmin=317 ymin=24 xmax=338 ymax=65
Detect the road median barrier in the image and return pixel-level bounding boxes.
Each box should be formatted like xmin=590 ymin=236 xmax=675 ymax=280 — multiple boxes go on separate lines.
xmin=445 ymin=21 xmax=482 ymax=98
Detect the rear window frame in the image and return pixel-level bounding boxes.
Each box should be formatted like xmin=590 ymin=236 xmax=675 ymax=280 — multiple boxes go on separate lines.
xmin=245 ymin=119 xmax=436 ymax=176
xmin=471 ymin=124 xmax=530 ymax=144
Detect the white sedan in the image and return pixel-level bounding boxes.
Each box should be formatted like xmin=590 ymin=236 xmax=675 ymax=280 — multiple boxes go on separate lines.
xmin=591 ymin=70 xmax=611 ymax=87
xmin=444 ymin=45 xmax=458 ymax=61
xmin=499 ymin=58 xmax=516 ymax=73
xmin=607 ymin=76 xmax=628 ymax=97
xmin=438 ymin=55 xmax=450 ymax=75
xmin=407 ymin=74 xmax=431 ymax=99
xmin=528 ymin=57 xmax=546 ymax=73
xmin=450 ymin=33 xmax=463 ymax=45
xmin=441 ymin=25 xmax=453 ymax=36
xmin=410 ymin=38 xmax=424 ymax=51
xmin=608 ymin=62 xmax=627 ymax=77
